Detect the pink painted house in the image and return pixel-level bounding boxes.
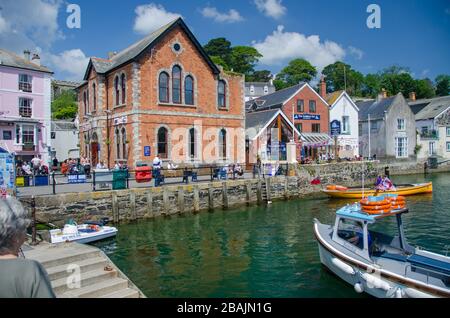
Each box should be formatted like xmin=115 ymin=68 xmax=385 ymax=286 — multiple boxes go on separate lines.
xmin=0 ymin=49 xmax=53 ymax=164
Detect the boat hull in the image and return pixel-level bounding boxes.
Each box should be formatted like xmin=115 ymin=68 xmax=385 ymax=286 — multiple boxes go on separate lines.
xmin=50 ymin=227 xmax=118 ymax=244
xmin=322 ymin=182 xmax=433 ymax=199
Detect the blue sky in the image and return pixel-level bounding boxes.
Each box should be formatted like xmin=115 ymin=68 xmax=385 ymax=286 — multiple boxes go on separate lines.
xmin=1 ymin=0 xmax=449 ymax=82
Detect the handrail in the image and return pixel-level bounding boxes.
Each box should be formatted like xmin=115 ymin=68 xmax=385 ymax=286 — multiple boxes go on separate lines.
xmin=404 ymin=260 xmax=450 ymax=285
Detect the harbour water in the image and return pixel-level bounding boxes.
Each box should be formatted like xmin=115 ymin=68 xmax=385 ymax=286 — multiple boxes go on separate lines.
xmin=93 ymin=173 xmax=450 ymax=297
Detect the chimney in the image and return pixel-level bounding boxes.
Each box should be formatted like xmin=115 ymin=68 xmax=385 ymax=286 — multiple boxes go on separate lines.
xmin=31 ymin=53 xmax=41 ymax=66
xmin=320 ymin=75 xmax=326 ymax=99
xmin=108 ymin=51 xmax=117 ymax=59
xmin=377 ymin=88 xmax=387 ymax=101
xmin=23 ymin=50 xmax=31 ymax=61
xmin=409 ymin=91 xmax=416 ymax=102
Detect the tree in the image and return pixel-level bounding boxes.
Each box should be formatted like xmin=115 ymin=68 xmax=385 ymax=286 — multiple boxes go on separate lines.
xmin=228 ymin=46 xmax=262 ymax=74
xmin=274 ymin=59 xmax=317 ymax=90
xmin=210 ymin=55 xmax=229 ymax=71
xmin=245 ymin=70 xmax=273 ymax=82
xmin=322 ymin=61 xmax=364 ymax=96
xmin=435 ymin=74 xmax=450 ymax=96
xmin=362 ymin=74 xmax=382 ymax=98
xmin=51 ymin=90 xmax=78 ymax=119
xmin=414 ymin=78 xmax=435 ymax=99
xmin=203 ymin=38 xmax=232 ymax=64
xmin=379 ymin=69 xmax=416 ymax=97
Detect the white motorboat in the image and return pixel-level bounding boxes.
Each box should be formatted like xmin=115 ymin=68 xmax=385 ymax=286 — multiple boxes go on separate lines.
xmin=314 ymin=195 xmax=450 ymax=298
xmin=50 ymin=221 xmax=118 ymax=244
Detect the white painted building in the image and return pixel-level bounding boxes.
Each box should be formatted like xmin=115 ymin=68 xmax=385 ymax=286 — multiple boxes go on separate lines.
xmin=326 ymin=91 xmax=360 ymax=158
xmin=50 ymin=120 xmax=79 ymax=161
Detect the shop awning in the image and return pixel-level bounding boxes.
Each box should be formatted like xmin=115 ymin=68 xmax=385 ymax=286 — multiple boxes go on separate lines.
xmin=300 ymin=133 xmax=334 ymax=147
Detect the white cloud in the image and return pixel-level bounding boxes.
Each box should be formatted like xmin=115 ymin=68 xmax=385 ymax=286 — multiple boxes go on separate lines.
xmin=133 ymin=3 xmax=182 ymax=34
xmin=200 ymin=7 xmax=244 ymax=23
xmin=48 ymin=49 xmax=90 ymax=81
xmin=0 ymin=0 xmax=62 ymax=53
xmin=348 ymin=46 xmax=364 ymax=60
xmin=252 ymin=26 xmax=346 ymax=71
xmin=254 ymin=0 xmax=286 ymax=19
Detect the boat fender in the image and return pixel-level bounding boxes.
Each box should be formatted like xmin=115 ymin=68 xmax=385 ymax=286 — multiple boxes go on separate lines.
xmin=395 ymin=288 xmax=403 ymax=298
xmin=403 ymin=288 xmax=434 ymax=298
xmin=332 ymin=258 xmax=355 ymax=275
xmin=354 ymin=282 xmax=364 ymax=294
xmin=361 ymin=273 xmax=391 ymax=291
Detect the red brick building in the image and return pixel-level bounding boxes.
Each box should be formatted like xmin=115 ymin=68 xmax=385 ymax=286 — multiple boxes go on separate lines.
xmin=77 ymin=18 xmax=245 ymax=168
xmin=246 ymin=82 xmax=332 ymax=161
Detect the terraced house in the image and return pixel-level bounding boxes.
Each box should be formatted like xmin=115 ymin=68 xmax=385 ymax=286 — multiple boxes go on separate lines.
xmin=77 ymin=18 xmax=245 ymax=168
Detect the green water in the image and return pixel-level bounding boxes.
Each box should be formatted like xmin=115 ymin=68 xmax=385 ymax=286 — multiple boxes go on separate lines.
xmin=93 ymin=173 xmax=450 ymax=298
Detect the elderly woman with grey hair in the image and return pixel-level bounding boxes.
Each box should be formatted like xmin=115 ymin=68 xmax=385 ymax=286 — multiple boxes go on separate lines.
xmin=0 ymin=197 xmax=55 ymax=298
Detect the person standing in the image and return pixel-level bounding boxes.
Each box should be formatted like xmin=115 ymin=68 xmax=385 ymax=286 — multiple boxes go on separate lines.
xmin=152 ymin=154 xmax=162 ymax=187
xmin=0 ymin=197 xmax=55 ymax=298
xmin=31 ymin=156 xmax=41 ymax=176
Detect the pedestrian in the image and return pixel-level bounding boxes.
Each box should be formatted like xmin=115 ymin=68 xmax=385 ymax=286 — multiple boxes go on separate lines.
xmin=96 ymin=161 xmax=106 ymax=169
xmin=31 ymin=155 xmax=41 ymax=176
xmin=152 ymin=154 xmax=162 ymax=186
xmin=0 ymin=197 xmax=56 ymax=298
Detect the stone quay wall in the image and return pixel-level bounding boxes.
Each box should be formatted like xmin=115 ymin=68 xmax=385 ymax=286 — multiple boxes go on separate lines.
xmin=19 ymin=161 xmax=450 ymax=225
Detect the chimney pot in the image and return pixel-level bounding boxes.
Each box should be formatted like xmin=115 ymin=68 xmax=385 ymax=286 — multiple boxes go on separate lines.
xmin=320 ymin=75 xmax=326 ymax=99
xmin=31 ymin=53 xmax=41 ymax=66
xmin=409 ymin=91 xmax=416 ymax=102
xmin=23 ymin=50 xmax=31 ymax=61
xmin=108 ymin=51 xmax=117 ymax=59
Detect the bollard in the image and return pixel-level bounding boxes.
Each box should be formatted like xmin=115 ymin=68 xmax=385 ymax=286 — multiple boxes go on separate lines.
xmin=52 ymin=172 xmax=56 ymax=195
xmin=92 ymin=170 xmax=96 ymax=191
xmin=30 ymin=196 xmax=38 ymax=246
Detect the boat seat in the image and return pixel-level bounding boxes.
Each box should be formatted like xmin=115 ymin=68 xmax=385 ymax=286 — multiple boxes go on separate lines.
xmin=379 ymin=252 xmax=408 ymax=262
xmin=407 ymin=254 xmax=450 ymax=276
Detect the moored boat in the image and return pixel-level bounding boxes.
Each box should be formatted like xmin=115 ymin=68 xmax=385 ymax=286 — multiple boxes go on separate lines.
xmin=322 ymin=182 xmax=433 ymax=199
xmin=313 ymin=195 xmax=450 ymax=298
xmin=49 ymin=220 xmax=118 ymax=244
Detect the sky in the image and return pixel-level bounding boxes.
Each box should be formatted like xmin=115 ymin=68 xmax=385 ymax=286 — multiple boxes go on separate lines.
xmin=0 ymin=0 xmax=449 ymax=82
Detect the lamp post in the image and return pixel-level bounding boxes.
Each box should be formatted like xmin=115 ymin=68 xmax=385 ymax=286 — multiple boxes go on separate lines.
xmin=105 ymin=110 xmax=112 ymax=169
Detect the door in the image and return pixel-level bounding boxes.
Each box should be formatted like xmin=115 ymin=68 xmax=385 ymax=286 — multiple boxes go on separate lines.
xmin=91 ymin=142 xmax=99 ymax=166
xmin=429 ymin=142 xmax=436 ymax=156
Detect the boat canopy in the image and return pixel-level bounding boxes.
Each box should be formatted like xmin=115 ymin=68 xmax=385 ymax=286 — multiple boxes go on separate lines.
xmin=336 ymin=204 xmax=408 ymax=223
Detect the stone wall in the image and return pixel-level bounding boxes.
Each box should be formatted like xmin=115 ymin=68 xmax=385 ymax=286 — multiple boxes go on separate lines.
xmin=19 ymin=161 xmax=450 ymax=225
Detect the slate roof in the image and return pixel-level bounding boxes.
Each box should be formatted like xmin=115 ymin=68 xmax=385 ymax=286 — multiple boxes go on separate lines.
xmin=413 ymin=96 xmax=450 ymax=120
xmin=246 ymin=83 xmax=305 ymax=112
xmin=83 ymin=18 xmax=219 ymax=80
xmin=245 ymin=109 xmax=279 ymax=135
xmin=356 ymin=96 xmax=398 ymax=121
xmin=245 ymin=82 xmax=276 ymax=98
xmin=0 ymin=49 xmax=52 ymax=73
xmin=51 ymin=121 xmax=77 ymax=131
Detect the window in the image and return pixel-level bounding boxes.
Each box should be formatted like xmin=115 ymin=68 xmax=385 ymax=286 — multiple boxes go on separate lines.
xmin=115 ymin=128 xmax=121 ymax=159
xmin=447 ymin=142 xmax=450 ymax=152
xmin=172 ymin=66 xmax=182 ymax=104
xmin=121 ymin=128 xmax=127 ymax=160
xmin=421 ymin=126 xmax=429 ymax=135
xmin=309 ymin=100 xmax=316 ymax=113
xmin=121 ymin=73 xmax=126 ymax=105
xmin=189 ymin=128 xmax=196 ymax=159
xmin=92 ymin=83 xmax=96 ymax=111
xmin=447 ymin=127 xmax=450 ymax=137
xmin=397 ymin=118 xmax=405 ymax=131
xmin=114 ymin=76 xmax=120 ymax=106
xmin=51 ymin=132 xmax=56 ymax=139
xmin=297 ymin=99 xmax=304 ymax=112
xmin=157 ymin=127 xmax=168 ymax=159
xmin=395 ymin=137 xmax=408 ymax=158
xmin=264 ymin=86 xmax=269 ymax=94
xmin=19 ymin=98 xmax=32 ymax=117
xmin=370 ymin=121 xmax=378 ymax=131
xmin=22 ymin=125 xmax=34 ymax=145
xmin=86 ymin=88 xmax=89 ymax=113
xmin=219 ymin=129 xmax=227 ymax=159
xmin=250 ymin=85 xmax=255 ymax=94
xmin=295 ymin=124 xmax=302 ymax=133
xmin=15 ymin=126 xmax=20 ymax=144
xmin=19 ymin=74 xmax=32 ymax=92
xmin=337 ymin=218 xmax=364 ymax=250
xmin=159 ymin=72 xmax=169 ymax=103
xmin=2 ymin=131 xmax=12 ymax=140
xmin=218 ymin=80 xmax=226 ymax=108
xmin=185 ymin=76 xmax=194 ymax=105
xmin=312 ymin=123 xmax=320 ymax=133
xmin=83 ymin=91 xmax=87 ymax=114
xmin=429 ymin=142 xmax=436 ymax=155
xmin=342 ymin=116 xmax=350 ymax=134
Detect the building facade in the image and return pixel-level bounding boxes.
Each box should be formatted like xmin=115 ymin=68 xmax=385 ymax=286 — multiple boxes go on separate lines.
xmin=50 ymin=120 xmax=80 ymax=160
xmin=51 ymin=80 xmax=80 ymax=101
xmin=357 ymin=92 xmax=416 ymax=159
xmin=0 ymin=49 xmax=53 ymax=164
xmin=77 ymin=18 xmax=245 ymax=168
xmin=327 ymin=91 xmax=360 ymax=158
xmin=245 ymin=82 xmax=275 ymax=102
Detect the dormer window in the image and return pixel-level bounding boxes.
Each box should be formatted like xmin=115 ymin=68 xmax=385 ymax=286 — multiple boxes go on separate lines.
xmin=250 ymin=85 xmax=255 ymax=94
xmin=264 ymin=86 xmax=268 ymax=94
xmin=19 ymin=74 xmax=32 ymax=92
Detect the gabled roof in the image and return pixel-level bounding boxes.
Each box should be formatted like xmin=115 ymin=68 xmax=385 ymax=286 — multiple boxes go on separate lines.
xmin=245 ymin=108 xmax=300 ymax=140
xmin=356 ymin=95 xmax=399 ymax=121
xmin=83 ymin=18 xmax=220 ymax=80
xmin=327 ymin=90 xmax=359 ymax=111
xmin=0 ymin=49 xmax=53 ymax=74
xmin=51 ymin=120 xmax=77 ymax=131
xmin=413 ymin=96 xmax=450 ymax=120
xmin=246 ymin=83 xmax=305 ymax=111
xmin=245 ymin=82 xmax=276 ymax=97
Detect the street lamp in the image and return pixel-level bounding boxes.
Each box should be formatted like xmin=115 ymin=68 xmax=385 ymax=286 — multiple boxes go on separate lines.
xmin=105 ymin=110 xmax=112 ymax=169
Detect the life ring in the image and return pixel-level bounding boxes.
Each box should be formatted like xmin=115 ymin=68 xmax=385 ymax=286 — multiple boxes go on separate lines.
xmin=384 ymin=196 xmax=406 ymax=202
xmin=362 ymin=208 xmax=392 ymax=214
xmin=360 ymin=198 xmax=390 ymax=206
xmin=361 ymin=204 xmax=392 ymax=211
xmin=391 ymin=203 xmax=406 ymax=210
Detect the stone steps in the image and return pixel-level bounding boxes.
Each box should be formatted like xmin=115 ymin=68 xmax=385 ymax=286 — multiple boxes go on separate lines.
xmin=46 ymin=257 xmax=108 ymax=281
xmin=52 ymin=268 xmax=118 ymax=295
xmin=59 ymin=278 xmax=129 ymax=298
xmin=101 ymin=288 xmax=140 ymax=298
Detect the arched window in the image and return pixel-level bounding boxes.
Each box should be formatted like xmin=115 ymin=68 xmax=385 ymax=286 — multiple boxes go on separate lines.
xmin=121 ymin=73 xmax=126 ymax=105
xmin=189 ymin=128 xmax=196 ymax=159
xmin=115 ymin=128 xmax=120 ymax=159
xmin=219 ymin=129 xmax=227 ymax=159
xmin=185 ymin=75 xmax=194 ymax=105
xmin=114 ymin=76 xmax=120 ymax=106
xmin=83 ymin=91 xmax=87 ymax=114
xmin=218 ymin=80 xmax=226 ymax=108
xmin=86 ymin=88 xmax=90 ymax=113
xmin=157 ymin=127 xmax=168 ymax=159
xmin=172 ymin=66 xmax=182 ymax=104
xmin=92 ymin=83 xmax=96 ymax=111
xmin=121 ymin=127 xmax=127 ymax=160
xmin=159 ymin=72 xmax=169 ymax=103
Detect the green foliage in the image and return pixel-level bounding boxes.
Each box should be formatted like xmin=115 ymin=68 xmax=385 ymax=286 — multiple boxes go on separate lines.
xmin=229 ymin=46 xmax=262 ymax=74
xmin=435 ymin=74 xmax=450 ymax=96
xmin=210 ymin=55 xmax=230 ymax=71
xmin=246 ymin=70 xmax=273 ymax=82
xmin=379 ymin=71 xmax=416 ymax=97
xmin=362 ymin=73 xmax=382 ymax=98
xmin=204 ymin=38 xmax=232 ymax=64
xmin=414 ymin=144 xmax=422 ymax=155
xmin=274 ymin=58 xmax=317 ymax=90
xmin=322 ymin=61 xmax=364 ymax=96
xmin=51 ymin=90 xmax=78 ymax=119
xmin=414 ymin=78 xmax=435 ymax=99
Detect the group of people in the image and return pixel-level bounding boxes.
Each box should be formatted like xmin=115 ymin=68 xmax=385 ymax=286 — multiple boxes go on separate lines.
xmin=375 ymin=175 xmax=396 ymax=191
xmin=60 ymin=157 xmax=91 ymax=177
xmin=16 ymin=156 xmax=49 ymax=177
